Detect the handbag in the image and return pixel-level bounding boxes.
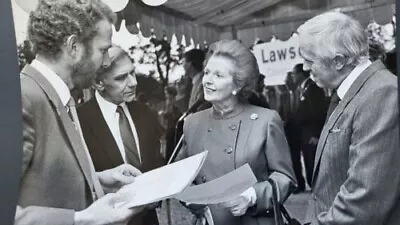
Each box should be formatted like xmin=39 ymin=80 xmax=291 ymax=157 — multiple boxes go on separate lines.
xmin=268 ymin=178 xmax=302 ymax=225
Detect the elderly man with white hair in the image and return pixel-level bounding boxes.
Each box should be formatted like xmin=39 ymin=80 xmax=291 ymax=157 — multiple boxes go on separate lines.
xmin=298 ymin=11 xmax=399 ymax=225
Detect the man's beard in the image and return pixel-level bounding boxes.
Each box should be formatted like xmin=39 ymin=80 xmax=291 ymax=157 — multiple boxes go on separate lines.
xmin=72 ymin=54 xmax=97 ymax=90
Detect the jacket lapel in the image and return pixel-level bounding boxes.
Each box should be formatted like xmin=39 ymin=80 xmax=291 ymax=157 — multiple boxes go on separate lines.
xmin=312 ymin=61 xmax=387 ymax=183
xmin=234 ymin=112 xmax=255 ymax=169
xmin=21 ymin=65 xmax=95 ymax=191
xmin=86 ymin=98 xmax=124 ymax=166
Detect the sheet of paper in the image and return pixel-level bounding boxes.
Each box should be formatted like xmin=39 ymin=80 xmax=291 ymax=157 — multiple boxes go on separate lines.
xmin=115 ymin=151 xmax=208 ymax=208
xmin=174 ymin=163 xmax=258 ymax=205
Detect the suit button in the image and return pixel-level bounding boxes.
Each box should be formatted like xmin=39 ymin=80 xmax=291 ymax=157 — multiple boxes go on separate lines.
xmin=312 ymin=195 xmax=317 ymax=200
xmin=208 ymin=128 xmax=212 ymax=132
xmin=224 ymin=147 xmax=233 ymax=154
xmin=229 ymin=125 xmax=236 ymax=130
xmin=201 ymin=176 xmax=207 ymax=183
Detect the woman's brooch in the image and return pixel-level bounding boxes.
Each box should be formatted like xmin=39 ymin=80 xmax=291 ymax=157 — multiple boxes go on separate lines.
xmin=250 ymin=113 xmax=258 ymax=120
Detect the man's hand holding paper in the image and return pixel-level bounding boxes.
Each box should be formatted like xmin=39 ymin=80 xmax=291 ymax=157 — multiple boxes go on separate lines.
xmin=74 ymin=192 xmax=144 ymax=225
xmin=114 ymin=151 xmax=208 ymax=208
xmin=97 ymin=164 xmax=142 ymax=193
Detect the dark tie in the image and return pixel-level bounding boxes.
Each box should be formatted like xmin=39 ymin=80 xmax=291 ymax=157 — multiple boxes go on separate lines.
xmin=326 ymin=91 xmax=340 ymax=121
xmin=116 ymin=106 xmax=140 ymax=166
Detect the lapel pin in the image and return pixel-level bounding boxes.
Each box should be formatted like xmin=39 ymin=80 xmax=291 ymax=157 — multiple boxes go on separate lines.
xmin=330 ymin=128 xmax=341 ymax=133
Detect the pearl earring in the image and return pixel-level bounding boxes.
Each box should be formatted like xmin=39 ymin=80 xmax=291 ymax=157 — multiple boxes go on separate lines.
xmin=232 ymin=90 xmax=237 ymax=95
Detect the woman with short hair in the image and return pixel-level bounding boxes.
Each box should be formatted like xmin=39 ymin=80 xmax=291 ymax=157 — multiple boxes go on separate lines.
xmin=178 ymin=39 xmax=296 ymax=225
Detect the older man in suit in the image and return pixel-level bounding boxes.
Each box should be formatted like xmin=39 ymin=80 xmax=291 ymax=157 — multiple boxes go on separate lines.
xmin=78 ymin=45 xmax=165 ymax=225
xmin=18 ymin=1 xmax=143 ymax=225
xmin=298 ymin=11 xmax=400 ymax=225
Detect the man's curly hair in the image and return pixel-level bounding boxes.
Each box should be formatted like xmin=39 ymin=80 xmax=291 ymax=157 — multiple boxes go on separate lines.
xmin=27 ymin=0 xmax=116 ymax=58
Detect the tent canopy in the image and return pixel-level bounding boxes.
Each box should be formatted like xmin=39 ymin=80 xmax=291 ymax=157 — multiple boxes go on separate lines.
xmin=117 ymin=0 xmax=395 ymax=46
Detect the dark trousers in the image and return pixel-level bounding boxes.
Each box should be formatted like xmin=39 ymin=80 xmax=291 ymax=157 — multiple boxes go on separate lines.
xmin=301 ymin=143 xmax=317 ymax=186
xmin=285 ymin=121 xmax=306 ymax=190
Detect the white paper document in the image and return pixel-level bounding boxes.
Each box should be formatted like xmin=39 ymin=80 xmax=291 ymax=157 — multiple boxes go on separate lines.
xmin=175 ymin=163 xmax=258 ymax=205
xmin=115 ymin=151 xmax=208 ymax=208
xmin=114 ymin=152 xmax=258 ymax=209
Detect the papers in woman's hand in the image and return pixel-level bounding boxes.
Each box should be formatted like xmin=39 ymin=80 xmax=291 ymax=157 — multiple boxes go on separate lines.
xmin=114 ymin=151 xmax=258 ymax=209
xmin=175 ymin=163 xmax=257 ymax=205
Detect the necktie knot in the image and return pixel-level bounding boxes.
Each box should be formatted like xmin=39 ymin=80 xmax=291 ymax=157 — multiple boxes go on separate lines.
xmin=331 ymin=92 xmax=340 ymax=104
xmin=116 ymin=105 xmax=124 ymax=115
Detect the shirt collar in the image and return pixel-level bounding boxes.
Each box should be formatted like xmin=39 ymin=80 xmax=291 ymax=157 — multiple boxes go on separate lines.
xmin=31 ymin=59 xmax=71 ymax=106
xmin=95 ymin=91 xmax=127 ymax=116
xmin=337 ymin=59 xmax=372 ymax=100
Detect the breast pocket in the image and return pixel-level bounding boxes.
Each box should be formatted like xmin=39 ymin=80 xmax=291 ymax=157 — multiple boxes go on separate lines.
xmin=326 ymin=127 xmax=350 ymax=148
xmin=322 ymin=127 xmax=351 ymax=169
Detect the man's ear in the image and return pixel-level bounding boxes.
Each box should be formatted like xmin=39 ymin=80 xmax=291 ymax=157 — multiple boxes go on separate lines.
xmin=333 ymin=54 xmax=346 ymax=70
xmin=65 ymin=35 xmax=80 ymax=58
xmin=93 ymin=79 xmax=105 ymax=91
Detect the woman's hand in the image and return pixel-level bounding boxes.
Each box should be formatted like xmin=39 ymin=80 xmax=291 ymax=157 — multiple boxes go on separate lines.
xmin=221 ymin=187 xmax=257 ymax=216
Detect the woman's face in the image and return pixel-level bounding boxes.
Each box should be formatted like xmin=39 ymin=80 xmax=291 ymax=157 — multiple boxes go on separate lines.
xmin=202 ymin=55 xmax=237 ymax=104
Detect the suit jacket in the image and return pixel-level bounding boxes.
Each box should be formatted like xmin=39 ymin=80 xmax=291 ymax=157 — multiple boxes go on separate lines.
xmin=77 ymin=97 xmax=165 ymax=225
xmin=305 ymin=61 xmax=400 ymax=225
xmin=178 ymin=104 xmax=296 ymax=225
xmin=16 ymin=65 xmax=95 ymax=225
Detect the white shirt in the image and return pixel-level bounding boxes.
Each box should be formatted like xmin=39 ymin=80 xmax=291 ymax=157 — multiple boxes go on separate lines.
xmin=30 ymin=59 xmax=70 ymax=107
xmin=95 ymin=91 xmax=141 ymax=163
xmin=337 ymin=59 xmax=372 ymax=100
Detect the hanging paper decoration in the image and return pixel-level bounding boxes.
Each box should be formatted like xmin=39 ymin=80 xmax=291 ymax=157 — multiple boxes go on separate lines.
xmin=181 ymin=35 xmax=187 ymax=47
xmin=112 ymin=20 xmax=140 ymax=52
xmin=142 ymin=0 xmax=168 ymax=7
xmin=14 ymin=0 xmax=38 ymax=13
xmin=102 ymin=0 xmax=129 ymax=12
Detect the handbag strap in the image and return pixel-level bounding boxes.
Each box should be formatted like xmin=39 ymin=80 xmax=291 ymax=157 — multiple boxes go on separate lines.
xmin=280 ymin=204 xmax=294 ymax=221
xmin=268 ymin=178 xmax=298 ymax=224
xmin=268 ymin=178 xmax=284 ymax=225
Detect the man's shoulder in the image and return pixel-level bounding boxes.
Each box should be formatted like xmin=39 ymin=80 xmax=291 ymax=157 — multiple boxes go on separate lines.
xmin=128 ymin=100 xmax=152 ymax=111
xmin=20 ymin=73 xmax=47 ymax=103
xmin=357 ymin=67 xmax=397 ymax=100
xmin=127 ymin=101 xmax=159 ymax=120
xmin=77 ymin=97 xmax=97 ymax=112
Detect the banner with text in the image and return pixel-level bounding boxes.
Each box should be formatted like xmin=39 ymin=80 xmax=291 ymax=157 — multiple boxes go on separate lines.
xmin=252 ymin=34 xmax=303 ymax=86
